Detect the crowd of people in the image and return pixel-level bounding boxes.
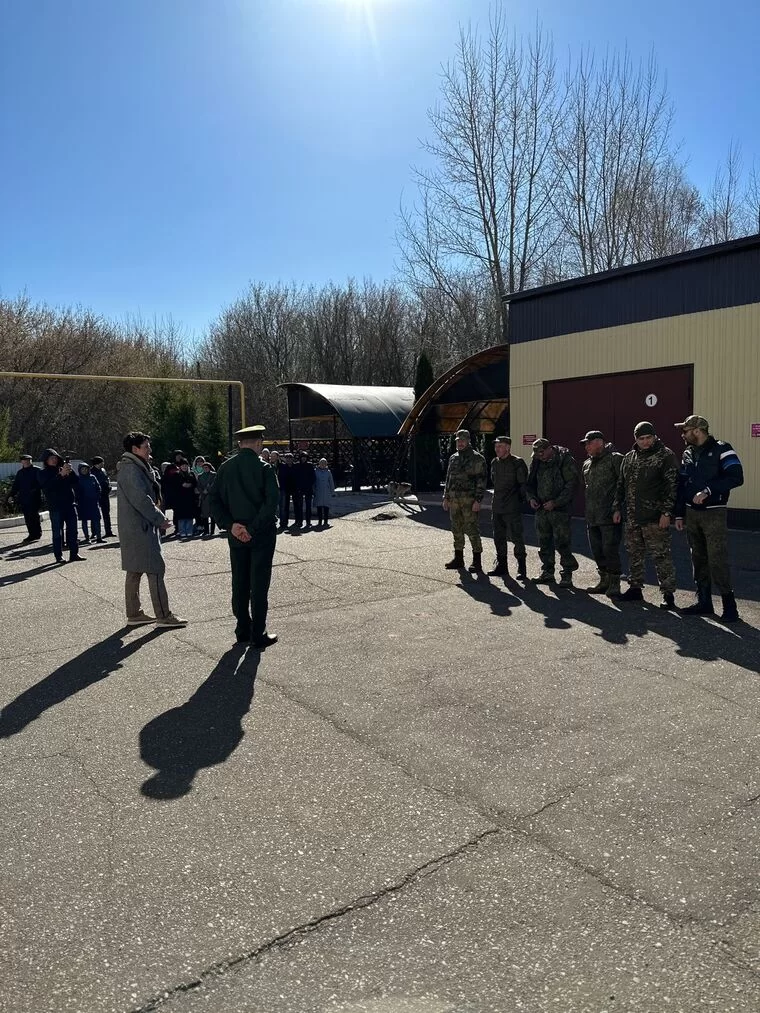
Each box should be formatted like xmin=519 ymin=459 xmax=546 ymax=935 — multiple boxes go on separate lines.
xmin=442 ymin=414 xmax=745 ymax=623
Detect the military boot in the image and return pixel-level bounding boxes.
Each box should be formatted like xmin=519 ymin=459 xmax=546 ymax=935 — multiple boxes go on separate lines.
xmin=605 ymin=575 xmax=622 ymax=598
xmin=719 ymin=593 xmax=739 ymax=623
xmin=486 ymin=556 xmax=508 ymax=576
xmin=681 ymin=583 xmax=714 ymax=615
xmin=557 ymin=571 xmax=574 ymax=588
xmin=516 ymin=558 xmax=528 ymax=580
xmin=468 ymin=552 xmax=483 ymax=573
xmin=585 ymin=572 xmax=609 ymax=593
xmin=534 ymin=571 xmax=554 ymax=584
xmin=444 ymin=550 xmax=465 ymax=570
xmin=659 ymin=592 xmax=676 ymax=610
xmin=618 ymin=586 xmax=643 ymax=601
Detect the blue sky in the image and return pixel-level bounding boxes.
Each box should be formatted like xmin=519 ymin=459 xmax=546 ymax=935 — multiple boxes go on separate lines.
xmin=1 ymin=0 xmax=759 ymax=336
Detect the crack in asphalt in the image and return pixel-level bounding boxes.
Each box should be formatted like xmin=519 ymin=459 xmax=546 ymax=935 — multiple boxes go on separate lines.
xmin=129 ymin=827 xmax=502 ymax=1013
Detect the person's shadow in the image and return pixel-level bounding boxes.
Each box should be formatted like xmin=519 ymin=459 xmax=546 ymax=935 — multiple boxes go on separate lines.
xmin=0 ymin=628 xmax=165 ymax=737
xmin=139 ymin=647 xmax=260 ymax=801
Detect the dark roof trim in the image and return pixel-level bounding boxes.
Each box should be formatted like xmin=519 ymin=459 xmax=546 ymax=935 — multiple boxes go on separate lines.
xmin=503 ymin=234 xmax=760 ymax=303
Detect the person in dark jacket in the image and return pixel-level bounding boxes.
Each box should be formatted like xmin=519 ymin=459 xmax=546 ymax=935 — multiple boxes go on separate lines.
xmin=292 ymin=451 xmax=317 ymax=531
xmin=487 ymin=436 xmax=528 ymax=579
xmin=526 ymin=438 xmax=580 ymax=587
xmin=209 ymin=424 xmax=279 ymax=648
xmin=613 ymin=421 xmax=678 ymax=608
xmin=674 ymin=414 xmax=744 ymax=622
xmin=38 ymin=449 xmax=84 ymax=564
xmin=581 ymin=431 xmax=624 ymax=597
xmin=76 ymin=463 xmax=104 ymax=542
xmin=11 ymin=454 xmax=42 ymax=543
xmin=173 ymin=459 xmax=198 ymax=540
xmin=278 ymin=452 xmax=296 ymax=529
xmin=91 ymin=456 xmax=114 ymax=537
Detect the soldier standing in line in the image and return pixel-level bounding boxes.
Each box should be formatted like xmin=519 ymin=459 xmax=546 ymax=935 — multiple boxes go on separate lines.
xmin=487 ymin=436 xmax=528 ymax=579
xmin=210 ymin=424 xmax=280 ymax=648
xmin=525 ymin=438 xmax=580 ymax=587
xmin=442 ymin=429 xmax=487 ymax=573
xmin=612 ymin=421 xmax=678 ymax=609
xmin=673 ymin=414 xmax=744 ymax=623
xmin=581 ymin=430 xmax=624 ymax=597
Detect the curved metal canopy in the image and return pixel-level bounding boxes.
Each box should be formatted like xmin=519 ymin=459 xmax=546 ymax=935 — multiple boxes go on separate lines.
xmin=279 ymin=383 xmax=415 ymax=438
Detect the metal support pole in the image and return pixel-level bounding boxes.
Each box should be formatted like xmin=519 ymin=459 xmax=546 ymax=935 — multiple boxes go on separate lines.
xmin=227 ymin=384 xmax=234 ymax=451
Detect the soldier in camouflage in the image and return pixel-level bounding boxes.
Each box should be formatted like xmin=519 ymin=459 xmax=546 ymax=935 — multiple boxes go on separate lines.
xmin=526 ymin=438 xmax=580 ymax=587
xmin=612 ymin=421 xmax=678 ymax=609
xmin=487 ymin=435 xmax=528 ymax=579
xmin=581 ymin=430 xmax=624 ymax=597
xmin=443 ymin=429 xmax=487 ymax=572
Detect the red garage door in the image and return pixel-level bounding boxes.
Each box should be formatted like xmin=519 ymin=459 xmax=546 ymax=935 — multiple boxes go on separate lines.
xmin=544 ymin=365 xmax=693 ymax=517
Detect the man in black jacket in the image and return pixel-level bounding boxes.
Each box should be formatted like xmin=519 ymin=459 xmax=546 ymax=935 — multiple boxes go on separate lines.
xmin=488 ymin=436 xmax=528 ymax=578
xmin=91 ymin=456 xmax=114 ymax=537
xmin=291 ymin=451 xmax=316 ymax=531
xmin=674 ymin=415 xmax=744 ymax=622
xmin=11 ymin=454 xmax=42 ymax=543
xmin=37 ymin=449 xmax=84 ymax=564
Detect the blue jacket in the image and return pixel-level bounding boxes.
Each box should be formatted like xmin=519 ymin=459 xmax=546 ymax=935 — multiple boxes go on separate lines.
xmin=76 ymin=473 xmax=103 ymax=519
xmin=675 ymin=436 xmax=743 ymax=515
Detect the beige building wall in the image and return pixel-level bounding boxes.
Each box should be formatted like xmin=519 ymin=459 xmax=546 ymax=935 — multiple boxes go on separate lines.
xmin=510 ymin=303 xmax=760 ymax=511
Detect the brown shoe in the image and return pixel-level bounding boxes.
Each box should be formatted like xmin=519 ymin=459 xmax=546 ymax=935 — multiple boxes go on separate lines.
xmin=155 ymin=613 xmax=189 ymax=628
xmin=126 ymin=611 xmax=156 ymax=627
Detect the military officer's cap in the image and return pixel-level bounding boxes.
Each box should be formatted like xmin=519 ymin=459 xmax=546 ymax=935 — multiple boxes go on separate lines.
xmin=674 ymin=414 xmax=709 ymax=432
xmin=531 ymin=437 xmax=551 ymax=451
xmin=20 ymin=453 xmax=33 ymax=461
xmin=234 ymin=424 xmax=267 ymax=439
xmin=494 ymin=435 xmax=512 ymax=444
xmin=633 ymin=421 xmax=656 ymax=437
xmin=580 ymin=430 xmax=604 ymax=443
xmin=455 ymin=429 xmax=471 ymax=440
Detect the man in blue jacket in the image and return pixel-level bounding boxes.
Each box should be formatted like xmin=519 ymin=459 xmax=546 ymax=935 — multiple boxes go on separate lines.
xmin=674 ymin=415 xmax=744 ymax=622
xmin=38 ymin=449 xmax=85 ymax=564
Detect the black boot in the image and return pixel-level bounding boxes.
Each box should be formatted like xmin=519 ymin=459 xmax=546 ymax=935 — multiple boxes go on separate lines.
xmin=585 ymin=572 xmax=609 ymax=594
xmin=719 ymin=593 xmax=740 ymax=623
xmin=444 ymin=550 xmax=465 ymax=569
xmin=516 ymin=558 xmax=528 ymax=580
xmin=468 ymin=552 xmax=483 ymax=573
xmin=618 ymin=586 xmax=643 ymax=601
xmin=659 ymin=591 xmax=676 ymax=610
xmin=681 ymin=583 xmax=714 ymax=616
xmin=486 ymin=557 xmax=508 ymax=576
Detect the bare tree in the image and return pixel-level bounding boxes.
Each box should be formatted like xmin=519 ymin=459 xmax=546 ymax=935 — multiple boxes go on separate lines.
xmin=701 ymin=142 xmax=746 ymax=244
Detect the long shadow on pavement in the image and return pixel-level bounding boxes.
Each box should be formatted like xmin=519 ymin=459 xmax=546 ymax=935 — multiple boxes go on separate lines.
xmin=139 ymin=646 xmax=260 ymax=801
xmin=0 ymin=628 xmax=165 ymax=738
xmin=0 ymin=560 xmax=61 ymax=586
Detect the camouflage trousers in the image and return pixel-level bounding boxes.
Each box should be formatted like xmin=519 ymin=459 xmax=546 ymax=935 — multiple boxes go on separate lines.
xmin=587 ymin=523 xmax=622 ymax=576
xmin=625 ymin=522 xmax=675 ymax=592
xmin=449 ymin=496 xmax=482 ymax=552
xmin=492 ymin=510 xmax=527 ymax=561
xmin=686 ymin=507 xmax=732 ymax=593
xmin=535 ymin=510 xmax=578 ymax=575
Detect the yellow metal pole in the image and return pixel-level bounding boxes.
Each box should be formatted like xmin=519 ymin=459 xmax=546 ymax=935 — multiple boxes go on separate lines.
xmin=0 ymin=371 xmax=246 ymax=427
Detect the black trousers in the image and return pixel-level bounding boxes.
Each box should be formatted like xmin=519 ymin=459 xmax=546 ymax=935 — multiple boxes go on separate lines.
xmin=587 ymin=523 xmax=622 ymax=576
xmin=293 ymin=493 xmax=312 ymax=527
xmin=316 ymin=506 xmax=330 ymax=524
xmin=22 ymin=507 xmax=42 ymax=540
xmin=229 ymin=525 xmax=277 ymax=639
xmin=100 ymin=492 xmax=113 ymax=535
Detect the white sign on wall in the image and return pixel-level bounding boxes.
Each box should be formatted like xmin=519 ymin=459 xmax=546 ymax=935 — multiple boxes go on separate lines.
xmin=645 ymin=393 xmax=658 ymax=407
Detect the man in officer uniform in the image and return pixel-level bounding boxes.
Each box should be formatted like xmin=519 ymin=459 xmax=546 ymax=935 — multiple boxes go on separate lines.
xmin=210 ymin=424 xmax=280 ymax=647
xmin=442 ymin=429 xmax=487 ymax=572
xmin=488 ymin=436 xmax=528 ymax=579
xmin=581 ymin=430 xmax=624 ymax=597
xmin=674 ymin=414 xmax=744 ymax=622
xmin=526 ymin=437 xmax=580 ymax=587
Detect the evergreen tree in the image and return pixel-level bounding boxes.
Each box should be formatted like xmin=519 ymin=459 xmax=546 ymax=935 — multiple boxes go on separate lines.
xmin=411 ymin=351 xmax=442 ymax=491
xmin=0 ymin=408 xmax=22 ymax=461
xmin=198 ymin=387 xmax=228 ymax=465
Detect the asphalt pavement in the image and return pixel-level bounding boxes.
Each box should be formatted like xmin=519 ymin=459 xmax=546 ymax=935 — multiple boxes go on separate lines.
xmin=1 ymin=495 xmax=759 ymax=1013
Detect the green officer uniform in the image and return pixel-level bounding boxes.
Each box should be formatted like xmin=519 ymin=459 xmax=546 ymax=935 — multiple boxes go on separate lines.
xmin=526 ymin=441 xmax=579 ymax=581
xmin=443 ymin=437 xmax=487 ymax=555
xmin=582 ymin=438 xmax=624 ymax=589
xmin=209 ymin=434 xmax=279 ymax=643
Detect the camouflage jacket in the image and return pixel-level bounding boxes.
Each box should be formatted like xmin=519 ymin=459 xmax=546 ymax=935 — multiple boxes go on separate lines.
xmin=444 ymin=446 xmax=487 ymax=501
xmin=526 ymin=446 xmax=578 ymax=512
xmin=613 ymin=439 xmax=678 ymax=525
xmin=490 ymin=453 xmax=528 ymax=513
xmin=582 ymin=446 xmax=623 ymax=525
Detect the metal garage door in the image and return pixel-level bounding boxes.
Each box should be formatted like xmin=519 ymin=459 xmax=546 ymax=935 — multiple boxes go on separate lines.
xmin=543 ymin=364 xmax=693 ymax=516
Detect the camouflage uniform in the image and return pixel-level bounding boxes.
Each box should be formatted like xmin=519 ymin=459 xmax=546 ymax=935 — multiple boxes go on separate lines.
xmin=525 ymin=447 xmax=579 ymax=577
xmin=444 ymin=445 xmax=487 ymax=551
xmin=614 ymin=439 xmax=678 ymax=592
xmin=582 ymin=446 xmax=623 ymax=578
xmin=490 ymin=453 xmax=528 ymax=564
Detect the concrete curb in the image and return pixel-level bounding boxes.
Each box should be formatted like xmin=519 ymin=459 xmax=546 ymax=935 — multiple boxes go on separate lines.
xmin=0 ymin=511 xmax=50 ymax=530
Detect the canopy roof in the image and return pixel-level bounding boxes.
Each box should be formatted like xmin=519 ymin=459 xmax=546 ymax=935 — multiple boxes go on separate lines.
xmin=399 ymin=345 xmax=509 ymax=436
xmin=279 ymin=383 xmax=415 ymax=438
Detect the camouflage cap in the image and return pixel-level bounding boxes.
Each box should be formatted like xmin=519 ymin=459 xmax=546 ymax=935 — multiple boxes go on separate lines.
xmin=455 ymin=429 xmax=471 ymax=440
xmin=531 ymin=437 xmax=551 ymax=451
xmin=674 ymin=414 xmax=709 ymax=431
xmin=494 ymin=435 xmax=512 ymax=444
xmin=633 ymin=421 xmax=656 ymax=437
xmin=580 ymin=430 xmax=604 ymax=443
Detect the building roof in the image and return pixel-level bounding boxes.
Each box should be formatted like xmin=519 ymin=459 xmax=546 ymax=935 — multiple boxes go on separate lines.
xmin=279 ymin=383 xmax=415 ymax=438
